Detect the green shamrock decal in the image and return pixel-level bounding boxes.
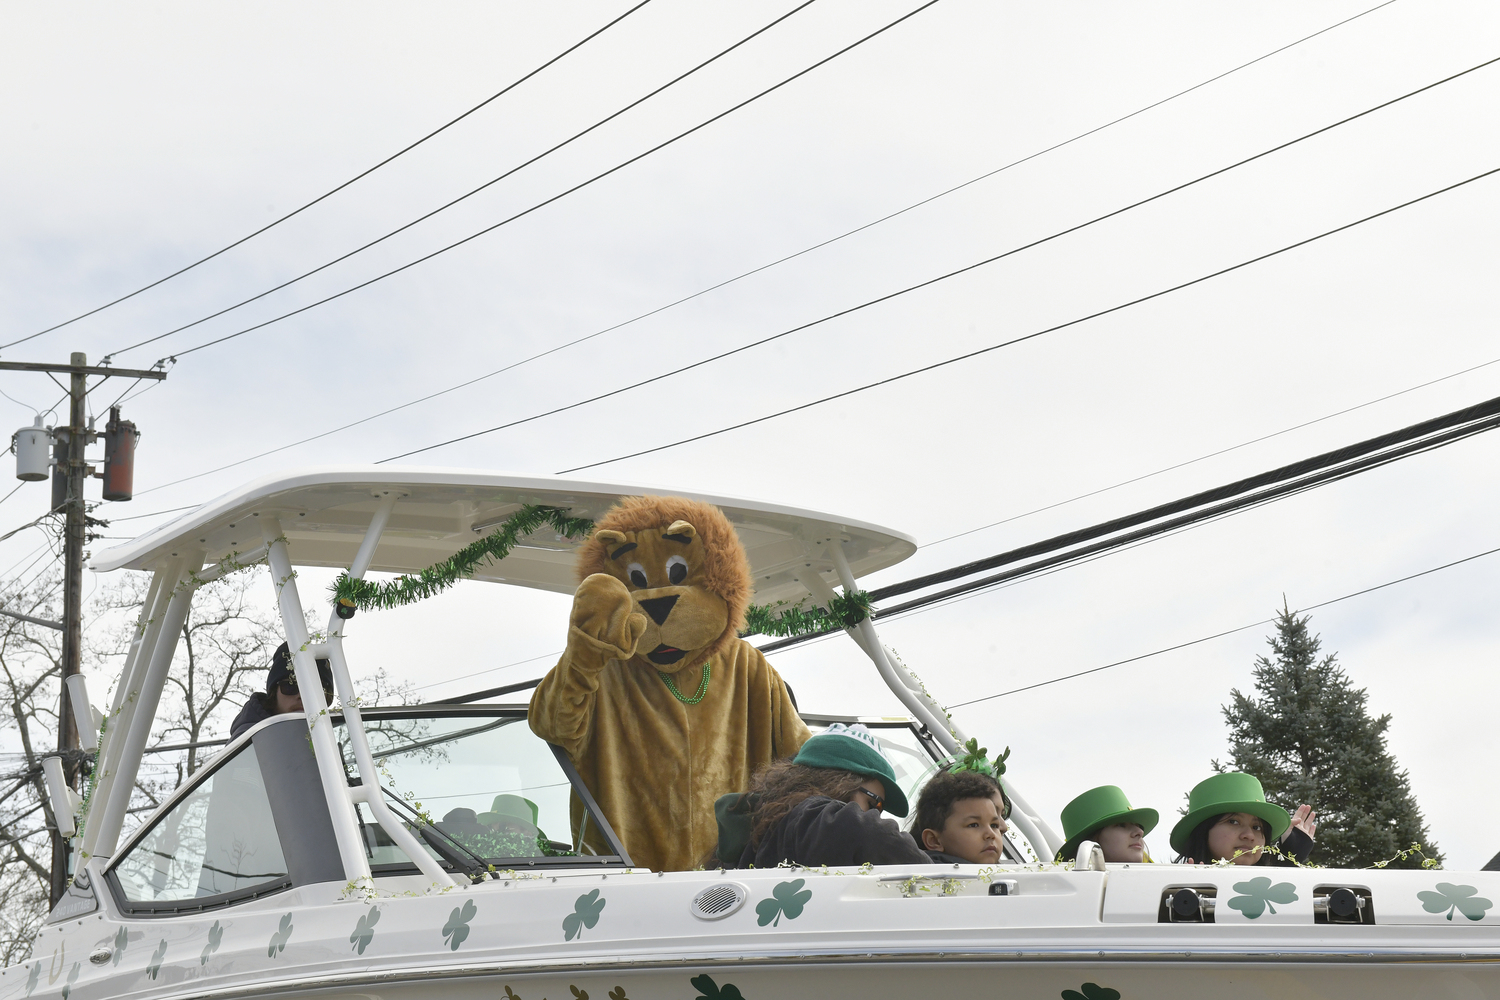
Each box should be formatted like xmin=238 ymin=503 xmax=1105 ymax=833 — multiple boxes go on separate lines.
xmin=563 ymin=889 xmax=606 ymax=941
xmin=570 ymin=987 xmax=589 ymax=999
xmin=442 ymin=898 xmax=478 ymax=951
xmin=25 ymin=962 xmax=39 ymax=997
xmin=1227 ymin=876 xmax=1299 ymax=919
xmin=755 ymin=879 xmax=812 ymax=927
xmin=350 ymin=905 xmax=381 ymax=954
xmin=112 ymin=926 xmax=128 ymax=966
xmin=1418 ymin=883 xmax=1493 ymax=922
xmin=60 ymin=963 xmax=80 ymax=1000
xmin=691 ymin=973 xmax=746 ymax=1000
xmin=147 ymin=939 xmax=168 ymax=980
xmin=267 ymin=913 xmax=294 ymax=958
xmin=1062 ymin=985 xmax=1120 ymax=1000
xmin=503 ymin=988 xmax=522 ymax=999
xmin=609 ymin=988 xmax=630 ymax=1000
xmin=201 ymin=921 xmax=223 ymax=965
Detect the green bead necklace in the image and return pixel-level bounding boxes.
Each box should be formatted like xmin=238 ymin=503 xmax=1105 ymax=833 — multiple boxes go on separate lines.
xmin=659 ymin=662 xmax=711 ymax=704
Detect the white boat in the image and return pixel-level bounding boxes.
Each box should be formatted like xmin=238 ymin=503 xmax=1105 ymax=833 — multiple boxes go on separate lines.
xmin=5 ymin=467 xmax=1496 ymax=1000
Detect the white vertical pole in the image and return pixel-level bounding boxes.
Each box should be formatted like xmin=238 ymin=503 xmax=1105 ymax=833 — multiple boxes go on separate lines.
xmin=325 ymin=493 xmax=456 ymax=888
xmin=79 ymin=566 xmax=169 ymax=859
xmin=262 ymin=518 xmax=373 ymax=888
xmin=89 ymin=554 xmax=203 ymax=859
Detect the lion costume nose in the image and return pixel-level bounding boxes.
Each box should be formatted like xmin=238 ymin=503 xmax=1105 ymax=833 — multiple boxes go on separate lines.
xmin=637 ymin=594 xmax=678 ymax=626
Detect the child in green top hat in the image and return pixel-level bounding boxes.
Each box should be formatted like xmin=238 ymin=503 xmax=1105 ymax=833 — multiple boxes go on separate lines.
xmin=1170 ymin=771 xmax=1316 ymax=866
xmin=1058 ymin=785 xmax=1159 ymax=864
xmin=712 ymin=723 xmax=928 ymax=869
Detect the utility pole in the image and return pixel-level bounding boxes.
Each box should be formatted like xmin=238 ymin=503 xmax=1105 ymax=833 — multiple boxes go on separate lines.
xmin=0 ymin=354 xmax=164 ymax=904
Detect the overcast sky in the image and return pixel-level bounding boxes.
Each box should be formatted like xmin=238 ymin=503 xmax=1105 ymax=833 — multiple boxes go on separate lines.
xmin=3 ymin=1 xmax=1498 ymax=867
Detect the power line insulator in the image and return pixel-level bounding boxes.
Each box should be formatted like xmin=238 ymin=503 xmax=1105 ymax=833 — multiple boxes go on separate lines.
xmin=102 ymin=406 xmax=140 ymax=502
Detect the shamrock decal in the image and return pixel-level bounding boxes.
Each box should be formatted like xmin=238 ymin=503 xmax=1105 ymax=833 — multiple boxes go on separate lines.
xmin=267 ymin=913 xmax=294 ymax=958
xmin=112 ymin=926 xmax=128 ymax=966
xmin=24 ymin=962 xmax=39 ymax=997
xmin=1227 ymin=877 xmax=1299 ymax=919
xmin=609 ymin=988 xmax=630 ymax=1000
xmin=350 ymin=905 xmax=381 ymax=954
xmin=147 ymin=939 xmax=168 ymax=980
xmin=691 ymin=973 xmax=746 ymax=1000
xmin=201 ymin=920 xmax=223 ymax=965
xmin=755 ymin=879 xmax=812 ymax=927
xmin=570 ymin=987 xmax=589 ymax=999
xmin=562 ymin=889 xmax=606 ymax=941
xmin=1061 ymin=985 xmax=1120 ymax=1000
xmin=1418 ymin=883 xmax=1493 ymax=922
xmin=503 ymin=988 xmax=522 ymax=999
xmin=60 ymin=963 xmax=80 ymax=1000
xmin=443 ymin=898 xmax=478 ymax=951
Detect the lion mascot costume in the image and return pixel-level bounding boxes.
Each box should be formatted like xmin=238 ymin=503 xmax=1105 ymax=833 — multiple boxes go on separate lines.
xmin=530 ymin=495 xmax=810 ymax=872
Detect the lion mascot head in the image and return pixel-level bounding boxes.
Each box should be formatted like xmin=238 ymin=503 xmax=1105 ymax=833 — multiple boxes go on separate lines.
xmin=574 ymin=496 xmax=752 ymax=671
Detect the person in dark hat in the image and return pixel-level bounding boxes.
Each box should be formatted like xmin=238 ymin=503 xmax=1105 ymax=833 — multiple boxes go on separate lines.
xmin=230 ymin=641 xmax=334 ymax=738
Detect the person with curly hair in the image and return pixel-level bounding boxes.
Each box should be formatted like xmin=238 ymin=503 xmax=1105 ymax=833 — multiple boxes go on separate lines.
xmin=712 ymin=724 xmax=927 ymax=869
xmin=911 ymin=768 xmax=1009 ymax=865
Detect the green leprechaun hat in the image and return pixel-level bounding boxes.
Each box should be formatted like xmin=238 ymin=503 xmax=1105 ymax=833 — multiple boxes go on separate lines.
xmin=1169 ymin=771 xmax=1290 ymax=856
xmin=1058 ymin=785 xmax=1159 ymax=861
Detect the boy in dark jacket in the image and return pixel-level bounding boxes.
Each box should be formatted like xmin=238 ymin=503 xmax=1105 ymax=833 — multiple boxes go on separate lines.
xmin=912 ymin=769 xmax=1009 ymax=865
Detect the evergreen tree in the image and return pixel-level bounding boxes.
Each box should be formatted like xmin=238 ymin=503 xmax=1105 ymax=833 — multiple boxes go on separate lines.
xmin=1215 ymin=602 xmax=1440 ymax=868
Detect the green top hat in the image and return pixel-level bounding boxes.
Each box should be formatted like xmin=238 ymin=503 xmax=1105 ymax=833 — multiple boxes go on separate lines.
xmin=477 ymin=794 xmax=540 ymax=829
xmin=1169 ymin=772 xmax=1290 ymax=856
xmin=1058 ymin=785 xmax=1159 ymax=861
xmin=793 ymin=723 xmax=909 ymax=817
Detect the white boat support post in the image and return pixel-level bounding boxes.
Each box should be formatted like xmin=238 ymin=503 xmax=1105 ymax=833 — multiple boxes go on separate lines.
xmin=322 ymin=491 xmax=458 ymax=889
xmin=262 ymin=518 xmax=374 ymax=889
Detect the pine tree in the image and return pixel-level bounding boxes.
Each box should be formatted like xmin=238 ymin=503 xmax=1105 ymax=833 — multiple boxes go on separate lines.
xmin=1215 ymin=601 xmax=1440 ymax=868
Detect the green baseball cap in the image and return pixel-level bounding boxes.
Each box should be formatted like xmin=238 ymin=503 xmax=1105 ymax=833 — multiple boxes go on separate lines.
xmin=1058 ymin=785 xmax=1159 ymax=861
xmin=793 ymin=723 xmax=908 ymax=817
xmin=1169 ymin=772 xmax=1290 ymax=856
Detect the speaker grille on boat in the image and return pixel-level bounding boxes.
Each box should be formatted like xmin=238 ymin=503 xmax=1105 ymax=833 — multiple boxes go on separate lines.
xmin=692 ymin=882 xmax=748 ymax=920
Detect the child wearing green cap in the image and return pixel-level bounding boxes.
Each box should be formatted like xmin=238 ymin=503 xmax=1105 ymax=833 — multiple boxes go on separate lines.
xmin=1057 ymin=785 xmax=1159 ymax=864
xmin=1170 ymin=772 xmax=1317 ymax=866
xmin=714 ymin=723 xmax=927 ymax=869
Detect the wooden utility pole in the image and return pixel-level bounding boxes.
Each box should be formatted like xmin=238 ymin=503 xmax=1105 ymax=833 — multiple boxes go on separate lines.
xmin=0 ymin=354 xmax=164 ymax=904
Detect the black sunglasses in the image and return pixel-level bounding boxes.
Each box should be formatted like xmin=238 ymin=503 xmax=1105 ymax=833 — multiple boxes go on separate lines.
xmin=278 ymin=680 xmax=333 ymax=699
xmin=854 ymin=786 xmax=885 ymax=812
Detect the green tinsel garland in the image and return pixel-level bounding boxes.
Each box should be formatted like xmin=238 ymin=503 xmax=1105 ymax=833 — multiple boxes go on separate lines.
xmin=740 ymin=590 xmax=873 ymax=638
xmin=328 ymin=504 xmax=595 ymax=613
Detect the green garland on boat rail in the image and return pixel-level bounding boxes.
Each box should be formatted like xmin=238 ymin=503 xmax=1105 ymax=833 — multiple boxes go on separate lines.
xmin=741 ymin=590 xmax=873 ymax=638
xmin=328 ymin=505 xmax=595 ymax=614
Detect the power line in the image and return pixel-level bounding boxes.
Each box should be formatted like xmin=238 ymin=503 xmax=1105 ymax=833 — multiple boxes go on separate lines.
xmin=921 ymin=354 xmax=1500 ymax=549
xmin=133 ymin=0 xmax=946 ymax=365
xmin=377 ymin=59 xmax=1500 ymax=467
xmin=557 ymin=164 xmax=1500 ymax=474
xmin=948 ymin=543 xmax=1500 ymax=707
xmin=104 ymin=0 xmax=823 ymax=361
xmin=0 ymin=0 xmax=656 ymax=352
xmin=122 ymin=3 xmax=1406 ymax=497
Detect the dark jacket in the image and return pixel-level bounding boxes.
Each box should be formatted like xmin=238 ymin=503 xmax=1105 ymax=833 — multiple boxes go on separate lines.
xmin=230 ymin=692 xmax=276 ymax=739
xmin=736 ymin=795 xmax=928 ymax=869
xmin=925 ymin=849 xmax=974 ymax=865
xmin=1266 ymin=826 xmax=1314 ymax=866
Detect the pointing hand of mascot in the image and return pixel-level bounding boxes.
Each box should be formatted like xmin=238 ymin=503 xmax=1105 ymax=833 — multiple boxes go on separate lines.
xmin=568 ymin=571 xmax=648 ymax=663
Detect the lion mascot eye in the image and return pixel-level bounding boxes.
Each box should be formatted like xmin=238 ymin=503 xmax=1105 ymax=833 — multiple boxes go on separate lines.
xmin=666 ymin=555 xmax=688 ymax=585
xmin=626 ymin=562 xmax=649 ymax=588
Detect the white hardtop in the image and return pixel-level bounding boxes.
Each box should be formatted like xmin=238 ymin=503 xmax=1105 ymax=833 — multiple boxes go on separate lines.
xmin=91 ymin=465 xmax=917 ymax=604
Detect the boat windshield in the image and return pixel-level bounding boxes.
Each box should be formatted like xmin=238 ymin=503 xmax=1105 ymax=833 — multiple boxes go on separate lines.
xmin=336 ymin=709 xmax=622 ymax=870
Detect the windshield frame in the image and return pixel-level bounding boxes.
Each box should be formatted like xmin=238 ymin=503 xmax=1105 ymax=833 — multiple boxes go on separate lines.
xmin=336 ymin=704 xmax=634 ymax=873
